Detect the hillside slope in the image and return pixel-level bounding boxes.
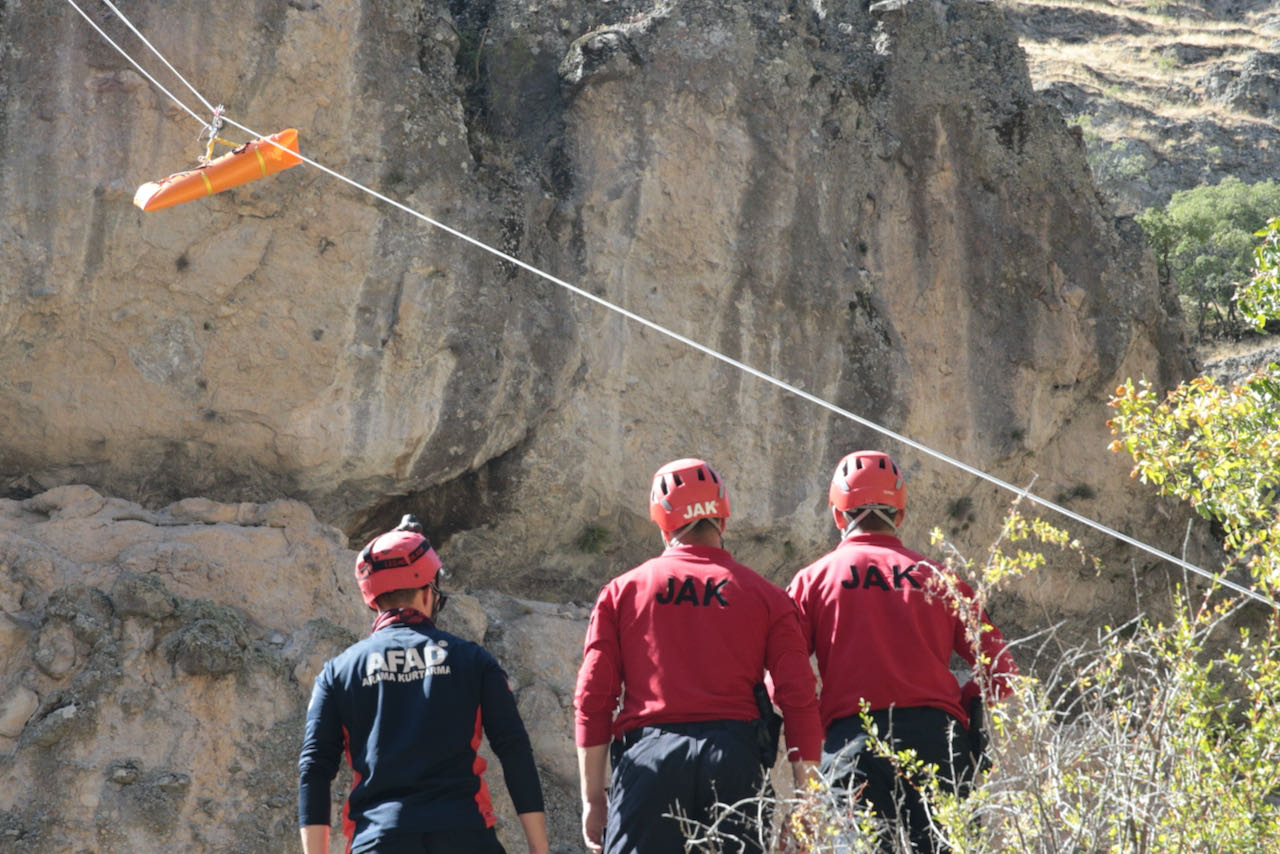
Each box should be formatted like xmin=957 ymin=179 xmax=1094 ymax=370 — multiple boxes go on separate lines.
xmin=1002 ymin=0 xmax=1280 ymax=214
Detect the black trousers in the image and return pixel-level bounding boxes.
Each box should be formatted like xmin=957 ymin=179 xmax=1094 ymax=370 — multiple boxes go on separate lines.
xmin=351 ymin=827 xmax=507 ymax=854
xmin=822 ymin=706 xmax=974 ymax=854
xmin=606 ymin=719 xmax=766 ymax=854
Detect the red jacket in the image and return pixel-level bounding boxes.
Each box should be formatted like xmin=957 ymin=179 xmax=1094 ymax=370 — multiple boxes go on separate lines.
xmin=575 ymin=544 xmax=822 ymax=762
xmin=787 ymin=533 xmax=1017 ymax=730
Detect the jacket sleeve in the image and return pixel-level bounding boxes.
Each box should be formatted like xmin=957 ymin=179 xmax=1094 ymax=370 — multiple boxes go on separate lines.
xmin=573 ymin=585 xmax=623 ymax=748
xmin=785 ymin=570 xmax=817 ymax=654
xmin=298 ymin=666 xmax=344 ymax=827
xmin=950 ymin=576 xmax=1019 ymax=702
xmin=763 ymin=594 xmax=823 ymax=762
xmin=479 ymin=654 xmax=546 ymax=816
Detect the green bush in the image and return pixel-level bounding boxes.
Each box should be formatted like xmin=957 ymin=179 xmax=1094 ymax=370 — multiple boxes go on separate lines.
xmin=1137 ymin=177 xmax=1280 ymax=341
xmin=576 ymin=524 xmax=612 ymax=554
xmin=1240 ymin=217 xmax=1280 ymax=330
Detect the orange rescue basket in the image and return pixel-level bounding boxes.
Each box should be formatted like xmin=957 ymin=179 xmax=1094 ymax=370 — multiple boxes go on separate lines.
xmin=133 ymin=128 xmax=302 ymax=212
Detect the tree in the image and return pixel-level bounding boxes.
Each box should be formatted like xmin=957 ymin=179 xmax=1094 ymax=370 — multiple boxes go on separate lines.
xmin=1112 ymin=213 xmax=1280 ymax=588
xmin=1240 ymin=217 xmax=1280 ymax=331
xmin=1109 ymin=372 xmax=1279 ymax=588
xmin=1137 ymin=177 xmax=1280 ymax=340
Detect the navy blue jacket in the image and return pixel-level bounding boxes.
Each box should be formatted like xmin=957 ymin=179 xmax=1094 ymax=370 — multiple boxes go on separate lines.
xmin=298 ymin=610 xmax=544 ymax=849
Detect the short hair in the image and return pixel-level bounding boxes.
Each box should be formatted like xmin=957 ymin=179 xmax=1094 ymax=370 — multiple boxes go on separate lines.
xmin=373 ymin=586 xmax=426 ymax=611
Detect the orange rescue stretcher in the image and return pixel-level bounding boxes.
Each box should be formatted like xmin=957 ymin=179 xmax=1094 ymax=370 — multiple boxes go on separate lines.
xmin=133 ymin=128 xmax=302 ymax=212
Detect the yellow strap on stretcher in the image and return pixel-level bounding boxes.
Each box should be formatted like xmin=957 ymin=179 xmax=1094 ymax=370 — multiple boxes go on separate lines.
xmin=201 ymin=135 xmax=239 ymax=165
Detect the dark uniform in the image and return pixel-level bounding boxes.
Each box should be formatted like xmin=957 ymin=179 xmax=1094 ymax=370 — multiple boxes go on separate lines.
xmin=299 ymin=608 xmax=544 ymax=854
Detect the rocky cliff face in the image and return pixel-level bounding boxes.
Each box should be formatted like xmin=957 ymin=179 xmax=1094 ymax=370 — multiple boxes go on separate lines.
xmin=0 ymin=0 xmax=1215 ymax=850
xmin=1 ymin=0 xmax=1194 ymax=593
xmin=0 ymin=487 xmax=587 ymax=852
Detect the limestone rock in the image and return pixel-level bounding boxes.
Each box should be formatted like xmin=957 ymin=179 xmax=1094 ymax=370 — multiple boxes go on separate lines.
xmin=0 ymin=0 xmax=1197 ymax=625
xmin=0 ymin=489 xmax=585 ymax=852
xmin=0 ymin=0 xmax=1240 ymax=847
xmin=0 ymin=685 xmax=38 ymax=739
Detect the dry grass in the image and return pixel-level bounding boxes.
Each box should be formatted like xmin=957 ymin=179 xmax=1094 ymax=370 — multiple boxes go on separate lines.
xmin=999 ymin=0 xmax=1278 ymax=160
xmin=1196 ymin=332 xmax=1280 ymax=363
xmin=1000 ymin=0 xmax=1275 ymax=35
xmin=999 ymin=0 xmax=1275 ymax=102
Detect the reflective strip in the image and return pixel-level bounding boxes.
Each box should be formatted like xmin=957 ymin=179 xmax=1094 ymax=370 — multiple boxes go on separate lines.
xmin=471 ymin=707 xmax=497 ymax=827
xmin=369 ymin=540 xmax=430 ymax=571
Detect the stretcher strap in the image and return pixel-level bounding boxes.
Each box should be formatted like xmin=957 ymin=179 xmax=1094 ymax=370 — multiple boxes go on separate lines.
xmin=201 ymin=136 xmax=239 ymax=165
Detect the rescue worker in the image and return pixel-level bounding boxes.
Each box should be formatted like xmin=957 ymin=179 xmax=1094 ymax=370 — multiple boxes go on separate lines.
xmin=786 ymin=451 xmax=1019 ymax=853
xmin=298 ymin=515 xmax=549 ymax=854
xmin=574 ymin=458 xmax=823 ymax=854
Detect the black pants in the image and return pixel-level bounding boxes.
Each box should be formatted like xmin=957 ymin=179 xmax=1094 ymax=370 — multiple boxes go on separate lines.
xmin=351 ymin=827 xmax=507 ymax=854
xmin=822 ymin=707 xmax=973 ymax=854
xmin=606 ymin=719 xmax=765 ymax=854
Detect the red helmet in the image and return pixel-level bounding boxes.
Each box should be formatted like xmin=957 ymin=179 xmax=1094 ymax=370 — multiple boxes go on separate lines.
xmin=649 ymin=458 xmax=731 ymax=533
xmin=828 ymin=450 xmax=906 ymax=526
xmin=353 ymin=516 xmax=443 ymax=609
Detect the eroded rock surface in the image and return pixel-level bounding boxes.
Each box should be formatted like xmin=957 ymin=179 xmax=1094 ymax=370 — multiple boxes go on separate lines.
xmin=1 ymin=0 xmax=1196 ymax=617
xmin=0 ymin=487 xmax=586 ymax=852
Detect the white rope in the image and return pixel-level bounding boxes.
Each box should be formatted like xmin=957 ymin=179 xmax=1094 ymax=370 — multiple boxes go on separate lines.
xmin=96 ymin=0 xmax=220 ymax=116
xmin=63 ymin=0 xmax=207 ymax=126
xmin=70 ymin=0 xmax=1279 ymax=610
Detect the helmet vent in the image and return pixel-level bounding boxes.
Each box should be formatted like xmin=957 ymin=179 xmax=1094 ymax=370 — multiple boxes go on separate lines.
xmin=672 ymin=472 xmax=684 ymax=487
xmin=697 ymin=469 xmax=706 ymax=481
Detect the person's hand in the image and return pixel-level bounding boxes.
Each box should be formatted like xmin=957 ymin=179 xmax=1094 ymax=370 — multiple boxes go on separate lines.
xmin=517 ymin=810 xmax=549 ymax=854
xmin=582 ymin=797 xmax=607 ymax=853
xmin=791 ymin=759 xmax=818 ymax=789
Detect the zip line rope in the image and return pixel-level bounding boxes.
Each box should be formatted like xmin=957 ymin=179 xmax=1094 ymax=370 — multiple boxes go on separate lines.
xmin=67 ymin=0 xmax=1279 ymax=610
xmin=65 ymin=0 xmax=208 ymax=126
xmin=96 ymin=0 xmax=221 ymax=117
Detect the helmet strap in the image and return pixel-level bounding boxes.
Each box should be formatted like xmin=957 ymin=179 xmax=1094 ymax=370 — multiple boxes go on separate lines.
xmin=664 ymin=517 xmax=725 ymax=549
xmin=840 ymin=507 xmax=898 ymax=538
xmin=427 ymin=581 xmax=448 ymax=619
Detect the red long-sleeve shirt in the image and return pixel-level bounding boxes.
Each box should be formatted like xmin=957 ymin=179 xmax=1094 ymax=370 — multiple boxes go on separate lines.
xmin=787 ymin=533 xmax=1018 ymax=730
xmin=574 ymin=544 xmax=823 ymax=762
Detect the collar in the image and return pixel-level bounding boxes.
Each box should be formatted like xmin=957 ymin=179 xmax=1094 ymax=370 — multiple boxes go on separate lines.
xmin=839 ymin=531 xmax=904 ymax=548
xmin=662 ymin=543 xmax=730 ymax=557
xmin=371 ymin=607 xmax=433 ymax=634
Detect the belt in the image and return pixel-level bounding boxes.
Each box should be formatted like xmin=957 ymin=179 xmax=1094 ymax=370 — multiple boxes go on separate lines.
xmin=829 ymin=705 xmax=959 ymax=732
xmin=620 ymin=718 xmax=757 ymax=748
